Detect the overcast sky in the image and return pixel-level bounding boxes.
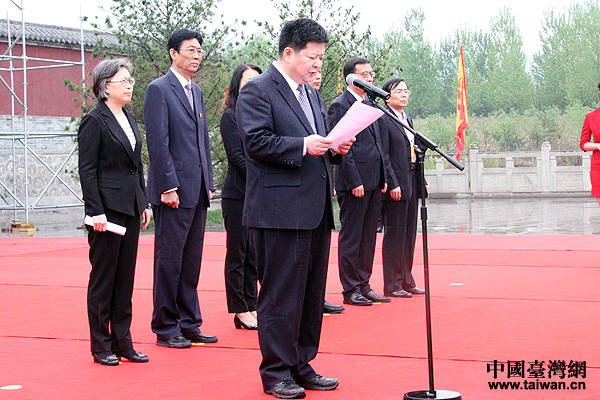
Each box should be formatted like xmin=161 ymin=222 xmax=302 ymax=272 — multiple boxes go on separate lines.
xmin=5 ymin=0 xmax=578 ymax=54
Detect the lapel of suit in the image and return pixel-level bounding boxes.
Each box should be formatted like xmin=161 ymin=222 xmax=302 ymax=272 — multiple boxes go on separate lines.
xmin=387 ymin=105 xmax=411 ymax=146
xmin=126 ymin=110 xmax=142 ymax=165
xmin=270 ymin=66 xmax=314 ymax=137
xmin=191 ymin=82 xmax=202 ymax=122
xmin=306 ymin=85 xmax=326 ymax=137
xmin=343 ymin=89 xmax=356 ymax=109
xmin=167 ymin=70 xmax=196 ymax=121
xmin=98 ymin=101 xmax=136 ymax=164
xmin=192 ymin=83 xmax=207 ymax=161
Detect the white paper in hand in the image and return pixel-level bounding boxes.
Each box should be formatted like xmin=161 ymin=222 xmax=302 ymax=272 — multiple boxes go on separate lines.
xmin=84 ymin=215 xmax=127 ymax=236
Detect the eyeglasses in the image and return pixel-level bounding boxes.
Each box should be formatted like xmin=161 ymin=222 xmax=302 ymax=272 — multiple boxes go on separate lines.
xmin=357 ymin=71 xmax=376 ymax=78
xmin=182 ymin=47 xmax=205 ymax=56
xmin=108 ymin=78 xmax=136 ymax=87
xmin=394 ymin=89 xmax=411 ymax=95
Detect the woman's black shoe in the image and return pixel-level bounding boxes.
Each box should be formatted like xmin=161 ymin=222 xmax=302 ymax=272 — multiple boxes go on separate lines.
xmin=234 ymin=315 xmax=258 ymax=330
xmin=92 ymin=352 xmax=120 ymax=366
xmin=115 ymin=350 xmax=149 ymax=363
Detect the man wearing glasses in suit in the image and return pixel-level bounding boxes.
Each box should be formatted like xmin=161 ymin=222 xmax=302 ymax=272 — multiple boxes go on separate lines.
xmin=144 ymin=28 xmax=217 ymax=349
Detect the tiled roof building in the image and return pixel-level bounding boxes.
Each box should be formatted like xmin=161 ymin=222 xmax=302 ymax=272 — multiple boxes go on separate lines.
xmin=0 ymin=20 xmax=116 ymax=117
xmin=0 ymin=19 xmax=118 ymax=50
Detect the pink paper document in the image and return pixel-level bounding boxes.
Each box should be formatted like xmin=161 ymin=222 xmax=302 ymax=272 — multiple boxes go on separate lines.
xmin=326 ymin=101 xmax=384 ymax=148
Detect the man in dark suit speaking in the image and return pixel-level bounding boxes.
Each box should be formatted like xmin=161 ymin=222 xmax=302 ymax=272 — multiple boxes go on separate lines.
xmin=144 ymin=28 xmax=217 ymax=349
xmin=236 ymin=18 xmax=354 ymax=399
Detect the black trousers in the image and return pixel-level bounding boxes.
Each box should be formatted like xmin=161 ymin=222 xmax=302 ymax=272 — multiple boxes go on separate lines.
xmin=151 ymin=199 xmax=207 ymax=340
xmin=381 ymin=187 xmax=418 ymax=293
xmin=250 ymin=211 xmax=331 ymax=391
xmin=87 ymin=207 xmax=140 ymax=354
xmin=222 ymin=198 xmax=257 ymax=314
xmin=337 ymin=189 xmax=381 ymax=296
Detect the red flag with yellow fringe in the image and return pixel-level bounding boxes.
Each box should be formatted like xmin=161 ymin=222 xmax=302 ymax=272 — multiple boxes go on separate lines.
xmin=456 ymin=46 xmax=469 ymax=162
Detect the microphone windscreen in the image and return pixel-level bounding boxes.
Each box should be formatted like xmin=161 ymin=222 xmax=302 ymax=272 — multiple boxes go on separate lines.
xmin=346 ymin=73 xmax=358 ymax=86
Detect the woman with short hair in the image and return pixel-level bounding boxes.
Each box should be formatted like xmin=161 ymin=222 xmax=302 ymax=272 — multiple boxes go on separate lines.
xmin=78 ymin=58 xmax=151 ymax=365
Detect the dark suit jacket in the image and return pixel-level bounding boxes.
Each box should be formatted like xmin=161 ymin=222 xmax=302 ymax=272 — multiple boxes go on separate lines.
xmin=144 ymin=70 xmax=213 ymax=208
xmin=379 ymin=106 xmax=427 ymax=200
xmin=220 ymin=108 xmax=246 ymax=200
xmin=78 ymin=100 xmax=147 ymax=217
xmin=311 ymin=87 xmax=330 ymax=133
xmin=236 ymin=64 xmax=339 ymax=230
xmin=380 ymin=107 xmax=416 ymax=199
xmin=328 ymin=89 xmax=386 ymax=192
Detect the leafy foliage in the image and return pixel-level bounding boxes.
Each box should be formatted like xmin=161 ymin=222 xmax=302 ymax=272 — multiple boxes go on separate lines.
xmin=533 ymin=1 xmax=600 ymax=111
xmin=240 ymin=0 xmax=375 ymax=105
xmin=66 ymin=0 xmax=600 ymax=188
xmin=86 ymin=0 xmax=246 ymax=189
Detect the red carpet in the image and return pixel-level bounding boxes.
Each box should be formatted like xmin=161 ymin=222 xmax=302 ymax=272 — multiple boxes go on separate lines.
xmin=0 ymin=233 xmax=598 ymax=399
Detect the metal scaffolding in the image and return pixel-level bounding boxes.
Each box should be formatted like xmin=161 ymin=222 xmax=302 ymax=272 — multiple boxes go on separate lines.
xmin=0 ymin=0 xmax=86 ymax=222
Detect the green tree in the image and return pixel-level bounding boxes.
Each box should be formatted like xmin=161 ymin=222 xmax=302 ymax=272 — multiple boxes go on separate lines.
xmin=416 ymin=113 xmax=456 ymax=152
xmin=86 ymin=0 xmax=243 ymax=190
xmin=533 ymin=1 xmax=600 ymax=111
xmin=436 ymin=35 xmax=458 ymax=117
xmin=530 ymin=107 xmax=561 ymax=150
xmin=437 ymin=28 xmax=493 ymax=118
xmin=532 ymin=9 xmax=569 ymax=111
xmin=560 ymin=103 xmax=594 ymax=150
xmin=380 ymin=9 xmax=439 ymax=118
xmin=240 ymin=0 xmax=377 ymax=105
xmin=487 ymin=7 xmax=534 ymax=114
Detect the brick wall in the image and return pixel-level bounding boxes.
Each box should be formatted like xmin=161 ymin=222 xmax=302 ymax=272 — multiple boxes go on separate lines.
xmin=0 ymin=115 xmax=82 ymax=207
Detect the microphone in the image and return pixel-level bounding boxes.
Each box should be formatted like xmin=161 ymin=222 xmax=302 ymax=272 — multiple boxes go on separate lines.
xmin=346 ymin=73 xmax=390 ymax=100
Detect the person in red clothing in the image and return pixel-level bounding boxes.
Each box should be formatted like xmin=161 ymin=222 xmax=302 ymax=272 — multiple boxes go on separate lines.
xmin=580 ymin=82 xmax=600 ymax=207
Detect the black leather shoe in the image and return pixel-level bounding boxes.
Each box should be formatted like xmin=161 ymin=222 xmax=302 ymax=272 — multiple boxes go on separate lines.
xmin=115 ymin=350 xmax=149 ymax=363
xmin=234 ymin=315 xmax=258 ymax=330
xmin=265 ymin=380 xmax=306 ymax=399
xmin=343 ymin=291 xmax=372 ymax=306
xmin=406 ymin=286 xmax=425 ymax=295
xmin=363 ymin=290 xmax=391 ymax=303
xmin=92 ymin=352 xmax=120 ymax=366
xmin=184 ymin=332 xmax=218 ymax=344
xmin=385 ymin=290 xmax=412 ymax=298
xmin=323 ymin=301 xmax=345 ymax=314
xmin=156 ymin=335 xmax=192 ymax=348
xmin=298 ymin=374 xmax=339 ymax=391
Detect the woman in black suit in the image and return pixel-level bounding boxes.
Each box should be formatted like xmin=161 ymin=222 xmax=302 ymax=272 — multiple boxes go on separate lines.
xmin=220 ymin=63 xmax=262 ymax=330
xmin=78 ymin=59 xmax=151 ymax=365
xmin=379 ymin=78 xmax=426 ymax=298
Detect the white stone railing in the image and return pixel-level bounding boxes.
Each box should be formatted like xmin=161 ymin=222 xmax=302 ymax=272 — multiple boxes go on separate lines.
xmin=424 ymin=142 xmax=591 ymax=196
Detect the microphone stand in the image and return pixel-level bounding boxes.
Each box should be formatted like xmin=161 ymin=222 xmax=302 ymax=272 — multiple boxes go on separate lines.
xmin=364 ymin=92 xmax=463 ymax=400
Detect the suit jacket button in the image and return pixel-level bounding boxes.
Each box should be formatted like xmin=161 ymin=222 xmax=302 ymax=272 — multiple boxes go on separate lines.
xmin=130 ymin=168 xmax=136 ymax=174
xmin=321 ymin=173 xmax=326 ymax=179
